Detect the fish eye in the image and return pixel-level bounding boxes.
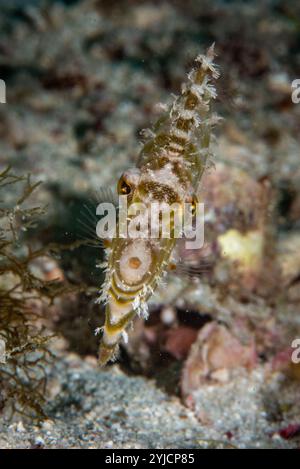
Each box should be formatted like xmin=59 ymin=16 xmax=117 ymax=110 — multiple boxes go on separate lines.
xmin=118 ymin=176 xmax=132 ymax=195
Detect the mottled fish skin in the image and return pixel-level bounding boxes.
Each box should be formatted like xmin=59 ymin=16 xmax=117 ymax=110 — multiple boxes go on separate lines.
xmin=97 ymin=45 xmax=219 ymax=365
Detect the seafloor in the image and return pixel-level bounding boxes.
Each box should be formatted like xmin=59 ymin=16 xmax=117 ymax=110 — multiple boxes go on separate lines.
xmin=0 ymin=0 xmax=300 ymax=449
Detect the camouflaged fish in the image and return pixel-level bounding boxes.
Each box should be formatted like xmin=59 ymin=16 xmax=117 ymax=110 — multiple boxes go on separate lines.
xmin=97 ymin=44 xmax=220 ymax=365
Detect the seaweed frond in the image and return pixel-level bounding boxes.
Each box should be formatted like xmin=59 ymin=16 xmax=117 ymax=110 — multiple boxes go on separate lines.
xmin=0 ymin=167 xmax=64 ymax=420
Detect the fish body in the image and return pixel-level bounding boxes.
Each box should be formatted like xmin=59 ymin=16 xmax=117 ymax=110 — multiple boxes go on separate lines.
xmin=97 ymin=45 xmax=219 ymax=365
